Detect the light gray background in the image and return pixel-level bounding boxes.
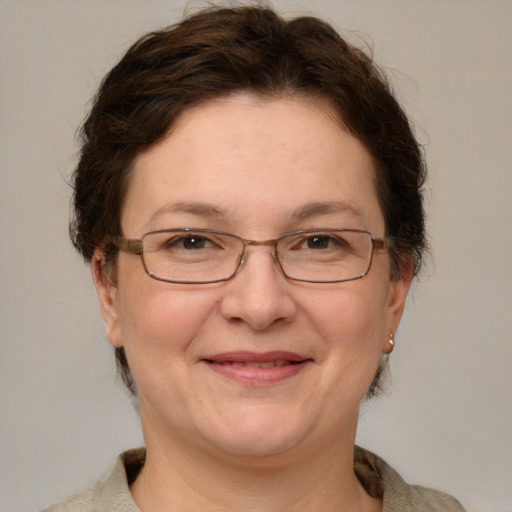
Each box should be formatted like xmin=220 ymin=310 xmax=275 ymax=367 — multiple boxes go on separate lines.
xmin=1 ymin=1 xmax=511 ymax=511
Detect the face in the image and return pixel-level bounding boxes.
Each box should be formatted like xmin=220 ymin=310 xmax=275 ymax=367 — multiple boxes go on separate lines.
xmin=94 ymin=94 xmax=410 ymax=461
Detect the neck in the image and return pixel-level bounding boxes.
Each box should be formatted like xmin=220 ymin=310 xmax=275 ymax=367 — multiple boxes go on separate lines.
xmin=130 ymin=421 xmax=380 ymax=512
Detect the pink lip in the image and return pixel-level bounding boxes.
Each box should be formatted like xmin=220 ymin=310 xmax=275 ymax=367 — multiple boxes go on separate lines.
xmin=202 ymin=351 xmax=313 ymax=386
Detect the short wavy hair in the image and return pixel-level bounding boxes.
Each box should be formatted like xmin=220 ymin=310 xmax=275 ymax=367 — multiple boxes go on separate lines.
xmin=70 ymin=5 xmax=427 ymax=396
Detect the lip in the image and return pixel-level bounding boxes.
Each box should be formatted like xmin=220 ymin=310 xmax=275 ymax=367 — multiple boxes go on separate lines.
xmin=201 ymin=351 xmax=313 ymax=386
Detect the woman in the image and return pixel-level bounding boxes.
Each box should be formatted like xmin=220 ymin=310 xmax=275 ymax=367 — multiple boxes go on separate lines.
xmin=45 ymin=5 xmax=465 ymax=511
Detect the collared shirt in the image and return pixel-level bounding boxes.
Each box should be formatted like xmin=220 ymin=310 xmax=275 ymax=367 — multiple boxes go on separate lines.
xmin=42 ymin=446 xmax=466 ymax=511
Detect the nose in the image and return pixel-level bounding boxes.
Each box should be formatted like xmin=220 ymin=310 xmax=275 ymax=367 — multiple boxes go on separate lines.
xmin=220 ymin=247 xmax=297 ymax=331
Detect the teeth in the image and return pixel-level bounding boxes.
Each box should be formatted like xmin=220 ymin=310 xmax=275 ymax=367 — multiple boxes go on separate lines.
xmin=216 ymin=359 xmax=293 ymax=368
xmin=219 ymin=360 xmax=292 ymax=368
xmin=245 ymin=361 xmax=273 ymax=368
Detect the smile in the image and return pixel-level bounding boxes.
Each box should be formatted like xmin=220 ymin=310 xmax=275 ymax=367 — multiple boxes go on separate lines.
xmin=214 ymin=359 xmax=296 ymax=368
xmin=202 ymin=351 xmax=313 ymax=385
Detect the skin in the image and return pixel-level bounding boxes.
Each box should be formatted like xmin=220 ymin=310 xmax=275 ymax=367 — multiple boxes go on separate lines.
xmin=92 ymin=93 xmax=411 ymax=512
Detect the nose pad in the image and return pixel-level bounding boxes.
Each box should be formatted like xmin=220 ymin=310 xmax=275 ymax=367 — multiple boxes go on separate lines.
xmin=237 ymin=247 xmax=279 ymax=276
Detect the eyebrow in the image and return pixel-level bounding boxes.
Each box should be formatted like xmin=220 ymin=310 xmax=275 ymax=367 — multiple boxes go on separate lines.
xmin=289 ymin=201 xmax=364 ymax=221
xmin=147 ymin=201 xmax=228 ymax=226
xmin=146 ymin=200 xmax=363 ymax=227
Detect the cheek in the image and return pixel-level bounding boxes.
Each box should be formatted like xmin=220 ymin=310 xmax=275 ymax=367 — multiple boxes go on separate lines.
xmin=305 ymin=281 xmax=388 ymax=342
xmin=312 ymin=288 xmax=389 ymax=407
xmin=301 ymin=281 xmax=390 ymax=382
xmin=115 ymin=277 xmax=220 ymax=373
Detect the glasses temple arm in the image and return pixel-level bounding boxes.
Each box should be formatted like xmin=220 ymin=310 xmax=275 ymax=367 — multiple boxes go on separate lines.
xmin=113 ymin=236 xmax=143 ymax=255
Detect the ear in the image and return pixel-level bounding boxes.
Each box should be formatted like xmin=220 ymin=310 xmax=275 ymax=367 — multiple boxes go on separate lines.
xmin=382 ymin=258 xmax=413 ymax=353
xmin=91 ymin=249 xmax=123 ymax=348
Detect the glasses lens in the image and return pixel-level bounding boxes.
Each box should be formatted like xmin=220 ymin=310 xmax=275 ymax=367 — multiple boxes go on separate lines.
xmin=142 ymin=230 xmax=243 ymax=283
xmin=277 ymin=230 xmax=373 ymax=282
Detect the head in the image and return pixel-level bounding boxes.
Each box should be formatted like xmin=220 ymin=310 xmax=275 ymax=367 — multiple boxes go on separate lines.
xmin=70 ymin=5 xmax=426 ymax=399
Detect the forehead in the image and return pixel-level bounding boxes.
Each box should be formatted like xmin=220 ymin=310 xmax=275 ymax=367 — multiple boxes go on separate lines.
xmin=123 ymin=93 xmax=383 ymax=235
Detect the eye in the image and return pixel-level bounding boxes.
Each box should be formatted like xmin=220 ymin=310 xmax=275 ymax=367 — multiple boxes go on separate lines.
xmin=299 ymin=234 xmax=350 ymax=251
xmin=166 ymin=235 xmax=213 ymax=250
xmin=285 ymin=232 xmax=353 ymax=255
xmin=305 ymin=235 xmax=333 ymax=249
xmin=182 ymin=236 xmax=209 ymax=249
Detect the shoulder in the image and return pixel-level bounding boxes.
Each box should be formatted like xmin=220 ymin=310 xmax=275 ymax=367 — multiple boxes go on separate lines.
xmin=40 ymin=449 xmax=145 ymax=512
xmin=40 ymin=490 xmax=93 ymax=512
xmin=41 ymin=491 xmax=93 ymax=512
xmin=354 ymin=446 xmax=466 ymax=512
xmin=389 ymin=483 xmax=466 ymax=512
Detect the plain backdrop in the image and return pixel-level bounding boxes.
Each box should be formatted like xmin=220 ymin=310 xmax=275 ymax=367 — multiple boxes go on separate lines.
xmin=1 ymin=1 xmax=511 ymax=511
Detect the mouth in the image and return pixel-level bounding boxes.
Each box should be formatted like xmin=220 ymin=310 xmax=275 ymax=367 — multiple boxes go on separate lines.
xmin=212 ymin=359 xmax=299 ymax=368
xmin=201 ymin=351 xmax=313 ymax=385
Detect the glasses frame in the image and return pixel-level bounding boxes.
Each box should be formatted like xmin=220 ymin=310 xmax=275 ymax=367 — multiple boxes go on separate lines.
xmin=113 ymin=228 xmax=389 ymax=284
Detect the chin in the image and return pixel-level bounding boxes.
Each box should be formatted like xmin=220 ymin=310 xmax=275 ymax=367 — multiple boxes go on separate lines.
xmin=197 ymin=407 xmax=314 ymax=461
xmin=208 ymin=432 xmax=303 ymax=461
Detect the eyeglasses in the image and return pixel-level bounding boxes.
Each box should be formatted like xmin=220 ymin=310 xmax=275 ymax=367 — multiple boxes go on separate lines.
xmin=113 ymin=228 xmax=388 ymax=284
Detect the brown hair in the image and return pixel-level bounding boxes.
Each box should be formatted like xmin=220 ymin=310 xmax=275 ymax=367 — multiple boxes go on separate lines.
xmin=70 ymin=5 xmax=427 ymax=396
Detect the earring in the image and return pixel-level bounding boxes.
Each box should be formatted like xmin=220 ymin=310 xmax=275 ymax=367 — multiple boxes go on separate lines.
xmin=384 ymin=332 xmax=395 ymax=354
